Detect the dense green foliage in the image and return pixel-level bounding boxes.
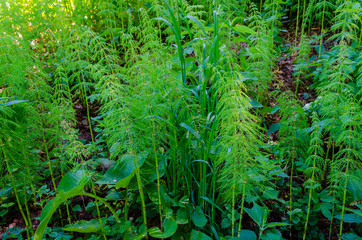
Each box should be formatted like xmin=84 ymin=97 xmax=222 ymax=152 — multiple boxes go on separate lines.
xmin=0 ymin=0 xmax=361 ymax=239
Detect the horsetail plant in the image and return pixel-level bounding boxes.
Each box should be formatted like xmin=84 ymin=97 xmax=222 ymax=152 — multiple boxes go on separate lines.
xmin=303 ymin=112 xmax=325 ymax=240
xmin=215 ymin=66 xmax=263 ymax=237
xmin=275 ymin=91 xmax=309 ymax=235
xmin=332 ymin=98 xmax=361 ymax=239
xmin=0 ymin=102 xmax=33 ymax=239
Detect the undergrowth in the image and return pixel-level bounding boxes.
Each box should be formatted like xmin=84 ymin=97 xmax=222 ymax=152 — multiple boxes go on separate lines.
xmin=0 ymin=0 xmax=361 ymax=239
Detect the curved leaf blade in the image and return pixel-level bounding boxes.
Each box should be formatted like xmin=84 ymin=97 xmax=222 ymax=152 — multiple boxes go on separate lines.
xmin=148 ymin=218 xmax=177 ymax=238
xmin=62 ymin=219 xmax=101 ymax=233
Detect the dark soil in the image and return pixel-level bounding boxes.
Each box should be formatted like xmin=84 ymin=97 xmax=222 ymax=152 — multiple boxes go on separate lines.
xmin=74 ymin=99 xmax=100 ymax=144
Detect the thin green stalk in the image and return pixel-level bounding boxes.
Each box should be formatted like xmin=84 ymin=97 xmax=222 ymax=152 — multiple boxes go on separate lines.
xmin=81 ymin=84 xmax=95 ymax=146
xmin=124 ymin=187 xmax=129 ymax=221
xmin=289 ymin=125 xmax=297 ymax=238
xmin=55 ymin=73 xmax=74 ymax=229
xmin=26 ymin=166 xmax=36 ymax=200
xmin=34 ymin=90 xmax=58 ymax=193
xmin=260 ymin=0 xmax=263 ymax=13
xmin=302 ymin=0 xmax=307 ymax=32
xmin=23 ymin=141 xmax=36 ymax=201
xmin=42 ymin=132 xmax=57 ymax=192
xmin=303 ymin=143 xmax=318 ymax=239
xmin=328 ymin=190 xmax=336 ymax=240
xmin=322 ymin=143 xmax=331 ymax=181
xmin=237 ymin=169 xmax=247 ymax=237
xmin=59 ymin=143 xmax=73 ymax=229
xmin=82 ymin=192 xmax=120 ymax=223
xmin=172 ymin=128 xmax=178 ymax=194
xmin=339 ymin=174 xmax=349 ymax=240
xmin=207 ymin=114 xmax=217 ymax=225
xmin=123 ymin=110 xmax=148 ymax=238
xmin=328 ymin=143 xmax=336 ymax=240
xmin=132 ymin=150 xmax=148 ymax=237
xmin=23 ymin=184 xmax=34 ymax=236
xmin=2 ymin=144 xmax=31 ymax=239
xmin=231 ymin=162 xmax=237 ymax=237
xmin=211 ymin=169 xmax=216 ymax=225
xmin=78 ymin=144 xmax=106 ymax=239
xmin=289 ymin=150 xmax=295 ymax=237
xmin=295 ymin=0 xmax=300 ymax=43
xmin=147 ymin=95 xmax=163 ymax=230
xmin=318 ymin=0 xmax=326 ymax=57
xmin=91 ymin=182 xmax=107 ymax=240
xmin=104 ymin=85 xmax=147 ymax=235
xmin=338 ymin=129 xmax=352 ymax=239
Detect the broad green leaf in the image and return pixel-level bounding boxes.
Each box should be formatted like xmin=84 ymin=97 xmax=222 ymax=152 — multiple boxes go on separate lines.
xmin=120 ymin=221 xmax=132 ymax=234
xmin=72 ymin=205 xmax=81 ymax=212
xmin=124 ymin=224 xmax=148 ymax=240
xmin=334 ymin=213 xmax=362 ymax=223
xmin=321 ymin=203 xmax=332 ymax=220
xmin=239 ymin=72 xmax=258 ymax=81
xmin=190 ymin=229 xmax=212 ymax=240
xmin=346 ymin=208 xmax=362 ymax=217
xmin=57 ymin=170 xmax=89 ymax=194
xmin=346 ymin=169 xmax=362 ymax=201
xmin=221 ymin=217 xmax=231 ymax=228
xmin=1 ymin=227 xmax=24 ymax=239
xmin=176 ymin=208 xmax=189 ymax=224
xmin=266 ymin=222 xmax=289 ymax=228
xmin=36 ymin=191 xmax=82 ymax=240
xmin=259 ymin=107 xmax=273 ymax=114
xmin=245 ymin=203 xmax=268 ymax=227
xmin=0 ymin=209 xmax=8 ymax=217
xmin=315 ymin=44 xmax=325 ymax=55
xmin=141 ymin=154 xmax=166 ymax=184
xmin=0 ymin=100 xmax=28 ymax=107
xmin=96 ymin=158 xmax=113 ymax=168
xmin=263 ymin=188 xmax=279 ymax=200
xmin=63 ymin=219 xmax=101 ymax=233
xmin=1 ymin=202 xmax=14 ymax=208
xmin=238 ymin=229 xmax=257 ymax=240
xmin=249 ymin=100 xmax=263 ymax=108
xmin=148 ymin=217 xmax=177 ymax=238
xmin=268 ymin=123 xmax=280 ymax=135
xmin=264 ymin=229 xmax=283 ymax=240
xmin=191 ymin=206 xmax=207 ymax=228
xmin=234 ymin=25 xmax=256 ymax=35
xmin=341 ymin=233 xmax=362 ymax=240
xmin=204 ymin=27 xmax=214 ymax=32
xmin=35 ymin=189 xmax=117 ymax=240
xmin=147 ymin=183 xmax=177 ymax=209
xmin=270 ymin=105 xmax=280 ymax=114
xmin=96 ymin=154 xmax=145 ymax=188
xmin=105 ymin=191 xmax=121 ymax=201
xmin=109 ymin=142 xmax=120 ymax=153
xmin=0 ymin=187 xmax=12 ymax=197
xmin=101 ymin=165 xmax=133 ymax=187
